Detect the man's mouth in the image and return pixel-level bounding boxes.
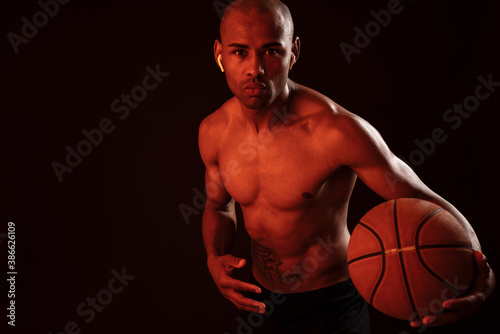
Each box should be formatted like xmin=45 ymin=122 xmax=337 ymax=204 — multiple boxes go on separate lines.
xmin=246 ymin=88 xmax=265 ymax=96
xmin=244 ymin=83 xmax=267 ymax=96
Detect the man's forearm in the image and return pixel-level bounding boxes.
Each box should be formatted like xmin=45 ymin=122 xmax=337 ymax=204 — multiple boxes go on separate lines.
xmin=202 ymin=204 xmax=237 ymax=260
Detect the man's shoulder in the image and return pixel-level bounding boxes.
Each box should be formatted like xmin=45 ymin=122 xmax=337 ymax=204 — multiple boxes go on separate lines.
xmin=294 ymin=84 xmax=387 ymax=166
xmin=292 ymin=83 xmax=378 ymax=148
xmin=199 ymin=98 xmax=236 ymax=138
xmin=292 ymin=83 xmax=359 ymax=130
xmin=198 ymin=98 xmax=237 ymax=163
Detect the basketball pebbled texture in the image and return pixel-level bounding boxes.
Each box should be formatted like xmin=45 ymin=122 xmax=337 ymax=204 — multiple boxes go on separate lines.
xmin=347 ymin=198 xmax=475 ymax=321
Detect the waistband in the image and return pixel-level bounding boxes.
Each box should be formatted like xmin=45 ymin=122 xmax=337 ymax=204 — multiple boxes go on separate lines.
xmin=249 ymin=275 xmax=356 ymax=302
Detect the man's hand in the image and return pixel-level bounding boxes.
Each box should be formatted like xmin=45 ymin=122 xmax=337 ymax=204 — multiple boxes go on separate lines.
xmin=411 ymin=250 xmax=495 ymax=327
xmin=208 ymin=254 xmax=266 ymax=314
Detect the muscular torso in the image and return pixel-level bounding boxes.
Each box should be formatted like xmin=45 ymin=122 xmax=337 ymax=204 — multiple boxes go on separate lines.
xmin=214 ymin=82 xmax=357 ymax=293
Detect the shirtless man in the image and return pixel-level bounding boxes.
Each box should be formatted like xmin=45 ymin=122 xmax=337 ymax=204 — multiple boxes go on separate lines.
xmin=199 ymin=0 xmax=495 ymax=332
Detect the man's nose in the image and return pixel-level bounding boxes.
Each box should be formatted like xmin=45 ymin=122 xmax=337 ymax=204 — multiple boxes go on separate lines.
xmin=247 ymin=54 xmax=265 ymax=78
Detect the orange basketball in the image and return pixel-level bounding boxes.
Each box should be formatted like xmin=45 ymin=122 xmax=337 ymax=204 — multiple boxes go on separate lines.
xmin=347 ymin=198 xmax=475 ymax=321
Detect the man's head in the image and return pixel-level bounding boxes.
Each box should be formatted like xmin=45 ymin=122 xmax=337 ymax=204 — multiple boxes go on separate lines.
xmin=214 ymin=0 xmax=300 ymax=111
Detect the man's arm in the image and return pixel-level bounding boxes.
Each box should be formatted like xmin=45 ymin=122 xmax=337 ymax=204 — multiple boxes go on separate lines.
xmin=199 ymin=116 xmax=266 ymax=314
xmin=336 ymin=113 xmax=480 ymax=249
xmin=328 ymin=111 xmax=495 ymax=326
xmin=199 ymin=115 xmax=237 ymax=259
xmin=201 ymin=164 xmax=237 ymax=260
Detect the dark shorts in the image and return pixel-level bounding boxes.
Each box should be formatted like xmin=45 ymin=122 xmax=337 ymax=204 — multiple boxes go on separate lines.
xmin=236 ymin=276 xmax=370 ymax=334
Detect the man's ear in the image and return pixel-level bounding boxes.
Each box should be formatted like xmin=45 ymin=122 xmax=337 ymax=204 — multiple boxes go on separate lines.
xmin=214 ymin=39 xmax=225 ymax=72
xmin=289 ymin=36 xmax=301 ymax=70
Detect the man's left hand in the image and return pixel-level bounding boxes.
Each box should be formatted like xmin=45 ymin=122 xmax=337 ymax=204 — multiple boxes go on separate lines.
xmin=410 ymin=250 xmax=495 ymax=327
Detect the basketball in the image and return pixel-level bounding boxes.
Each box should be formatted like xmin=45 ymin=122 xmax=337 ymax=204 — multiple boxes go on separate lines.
xmin=347 ymin=198 xmax=475 ymax=321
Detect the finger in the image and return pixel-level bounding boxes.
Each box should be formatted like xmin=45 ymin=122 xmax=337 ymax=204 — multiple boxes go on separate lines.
xmin=234 ymin=258 xmax=246 ymax=268
xmin=470 ymin=250 xmax=495 ymax=300
xmin=223 ymin=255 xmax=246 ymax=269
xmin=220 ymin=277 xmax=262 ymax=293
xmin=409 ymin=318 xmax=432 ymax=328
xmin=443 ymin=294 xmax=483 ymax=311
xmin=233 ymin=279 xmax=263 ymax=293
xmin=473 ymin=250 xmax=486 ymax=267
xmin=473 ymin=251 xmax=489 ymax=279
xmin=420 ymin=311 xmax=469 ymax=327
xmin=410 ymin=309 xmax=468 ymax=328
xmin=232 ymin=299 xmax=266 ymax=314
xmin=227 ymin=290 xmax=267 ymax=313
xmin=410 ymin=315 xmax=448 ymax=328
xmin=409 ymin=319 xmax=424 ymax=328
xmin=234 ymin=303 xmax=265 ymax=313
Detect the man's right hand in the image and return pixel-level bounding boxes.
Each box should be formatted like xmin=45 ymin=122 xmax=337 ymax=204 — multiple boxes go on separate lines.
xmin=208 ymin=254 xmax=266 ymax=314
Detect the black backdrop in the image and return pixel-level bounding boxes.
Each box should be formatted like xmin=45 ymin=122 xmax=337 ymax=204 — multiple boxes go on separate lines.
xmin=1 ymin=0 xmax=499 ymax=333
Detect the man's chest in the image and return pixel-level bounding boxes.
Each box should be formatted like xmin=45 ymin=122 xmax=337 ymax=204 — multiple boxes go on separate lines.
xmin=216 ymin=130 xmax=334 ymax=208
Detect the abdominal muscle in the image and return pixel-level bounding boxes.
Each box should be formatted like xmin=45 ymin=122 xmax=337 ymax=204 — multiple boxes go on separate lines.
xmin=244 ymin=205 xmax=352 ymax=294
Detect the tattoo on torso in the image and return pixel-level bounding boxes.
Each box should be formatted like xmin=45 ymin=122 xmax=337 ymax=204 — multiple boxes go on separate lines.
xmin=251 ymin=240 xmax=302 ymax=283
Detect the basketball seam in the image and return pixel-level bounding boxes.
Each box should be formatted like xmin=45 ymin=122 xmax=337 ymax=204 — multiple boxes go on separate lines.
xmin=347 ymin=251 xmax=384 ymax=265
xmin=348 ymin=221 xmax=386 ymax=305
xmin=394 ymin=199 xmax=419 ymax=319
xmin=415 ymin=209 xmax=468 ymax=297
xmin=348 ymin=244 xmax=471 ymax=264
xmin=418 ymin=244 xmax=472 ymax=250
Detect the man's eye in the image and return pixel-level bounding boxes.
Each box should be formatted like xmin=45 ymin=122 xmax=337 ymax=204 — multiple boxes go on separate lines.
xmin=266 ymin=49 xmax=279 ymax=55
xmin=233 ymin=49 xmax=246 ymax=56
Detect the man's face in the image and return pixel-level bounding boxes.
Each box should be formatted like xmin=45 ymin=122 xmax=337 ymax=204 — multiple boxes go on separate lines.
xmin=219 ymin=9 xmax=293 ymax=110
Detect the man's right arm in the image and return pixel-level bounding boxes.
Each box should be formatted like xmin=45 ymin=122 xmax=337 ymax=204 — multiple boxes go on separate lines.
xmin=200 ymin=156 xmax=237 ymax=261
xmin=199 ymin=115 xmax=265 ymax=314
xmin=199 ymin=115 xmax=237 ymax=262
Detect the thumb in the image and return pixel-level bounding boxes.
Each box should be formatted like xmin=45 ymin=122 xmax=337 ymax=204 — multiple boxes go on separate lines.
xmin=225 ymin=255 xmax=246 ymax=268
xmin=473 ymin=251 xmax=487 ymax=275
xmin=465 ymin=250 xmax=489 ymax=295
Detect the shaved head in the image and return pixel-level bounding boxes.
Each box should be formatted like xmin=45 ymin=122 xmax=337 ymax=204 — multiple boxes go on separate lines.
xmin=220 ymin=0 xmax=294 ymax=42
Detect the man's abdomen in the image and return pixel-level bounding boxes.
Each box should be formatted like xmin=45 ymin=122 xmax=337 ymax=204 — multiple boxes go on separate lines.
xmin=249 ymin=222 xmax=351 ymax=294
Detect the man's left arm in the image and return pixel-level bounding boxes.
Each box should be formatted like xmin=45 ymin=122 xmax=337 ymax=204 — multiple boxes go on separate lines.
xmin=331 ymin=112 xmax=495 ymax=327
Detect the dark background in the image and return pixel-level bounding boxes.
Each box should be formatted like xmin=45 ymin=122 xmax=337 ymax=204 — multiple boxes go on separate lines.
xmin=1 ymin=0 xmax=499 ymax=333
